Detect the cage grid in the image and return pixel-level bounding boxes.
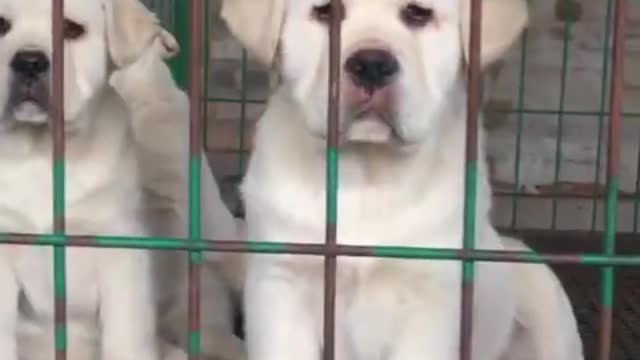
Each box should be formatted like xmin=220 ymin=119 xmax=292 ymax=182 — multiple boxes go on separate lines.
xmin=0 ymin=0 xmax=634 ymax=359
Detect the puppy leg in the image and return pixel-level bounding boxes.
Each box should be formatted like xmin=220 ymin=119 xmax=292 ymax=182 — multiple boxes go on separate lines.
xmin=98 ymin=248 xmax=159 ymax=360
xmin=385 ymin=302 xmax=459 ymax=360
xmin=350 ymin=269 xmax=460 ymax=360
xmin=500 ymin=237 xmax=584 ymax=360
xmin=159 ymin=263 xmax=246 ymax=360
xmin=244 ymin=259 xmax=319 ymax=360
xmin=0 ymin=257 xmax=18 ymax=360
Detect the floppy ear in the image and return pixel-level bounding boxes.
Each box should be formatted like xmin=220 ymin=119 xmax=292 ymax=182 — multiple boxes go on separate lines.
xmin=460 ymin=0 xmax=529 ymax=68
xmin=220 ymin=0 xmax=285 ymax=67
xmin=103 ymin=0 xmax=180 ymax=68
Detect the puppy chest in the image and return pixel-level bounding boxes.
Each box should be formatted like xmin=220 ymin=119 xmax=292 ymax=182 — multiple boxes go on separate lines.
xmin=303 ymin=260 xmax=436 ymax=357
xmin=11 ymin=247 xmax=101 ymax=320
xmin=0 ymin=162 xmax=85 ymax=232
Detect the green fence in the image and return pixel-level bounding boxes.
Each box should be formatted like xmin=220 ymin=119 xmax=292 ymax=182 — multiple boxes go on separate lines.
xmin=4 ymin=0 xmax=636 ymax=359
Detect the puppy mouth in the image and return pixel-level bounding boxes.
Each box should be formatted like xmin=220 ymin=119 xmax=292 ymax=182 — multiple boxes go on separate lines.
xmin=342 ymin=86 xmax=401 ymax=144
xmin=7 ymin=79 xmax=50 ymax=124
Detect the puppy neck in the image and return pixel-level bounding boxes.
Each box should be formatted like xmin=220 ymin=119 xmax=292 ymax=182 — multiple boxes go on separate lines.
xmin=0 ymin=85 xmax=124 ymax=161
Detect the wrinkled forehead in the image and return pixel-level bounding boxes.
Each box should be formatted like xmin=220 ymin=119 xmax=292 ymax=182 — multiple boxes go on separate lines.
xmin=287 ymin=0 xmax=460 ymax=15
xmin=0 ymin=0 xmax=103 ymax=23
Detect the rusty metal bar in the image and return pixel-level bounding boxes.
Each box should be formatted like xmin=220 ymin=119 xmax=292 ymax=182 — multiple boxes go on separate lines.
xmin=323 ymin=1 xmax=342 ymax=359
xmin=598 ymin=0 xmax=626 ymax=358
xmin=187 ymin=0 xmax=205 ymax=358
xmin=51 ymin=0 xmax=67 ymax=358
xmin=460 ymin=0 xmax=483 ymax=358
xmin=3 ymin=232 xmax=640 ymax=265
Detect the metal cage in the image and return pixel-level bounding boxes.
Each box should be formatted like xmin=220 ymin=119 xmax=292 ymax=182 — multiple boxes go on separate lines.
xmin=4 ymin=0 xmax=635 ymax=359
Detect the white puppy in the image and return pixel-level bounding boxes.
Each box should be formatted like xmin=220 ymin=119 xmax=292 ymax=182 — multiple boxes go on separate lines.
xmin=220 ymin=0 xmax=582 ymax=359
xmin=109 ymin=29 xmax=247 ymax=360
xmin=0 ymin=0 xmax=177 ymax=359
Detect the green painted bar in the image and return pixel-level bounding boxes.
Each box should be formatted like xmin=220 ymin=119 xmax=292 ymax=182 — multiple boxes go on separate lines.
xmin=601 ymin=175 xmax=620 ymax=307
xmin=326 ymin=147 xmax=339 ymax=224
xmin=462 ymin=161 xmax=479 ymax=282
xmin=591 ymin=0 xmax=614 ymax=231
xmin=206 ymin=95 xmax=640 ymax=118
xmin=53 ymin=157 xmax=67 ymax=355
xmin=510 ymin=30 xmax=529 ymax=229
xmin=4 ymin=232 xmax=640 ymax=265
xmin=187 ymin=4 xmax=203 ymax=358
xmin=189 ymin=157 xmax=204 ymax=264
xmin=551 ymin=18 xmax=574 ymax=230
xmin=169 ymin=0 xmax=189 ymax=89
xmin=238 ymin=51 xmax=249 ymax=176
xmin=171 ymin=0 xmax=203 ymax=356
xmin=634 ymin=147 xmax=640 ymax=232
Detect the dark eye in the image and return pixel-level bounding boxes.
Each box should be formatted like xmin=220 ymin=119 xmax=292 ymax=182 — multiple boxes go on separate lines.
xmin=0 ymin=16 xmax=11 ymax=37
xmin=312 ymin=2 xmax=345 ymax=24
xmin=63 ymin=19 xmax=85 ymax=40
xmin=400 ymin=3 xmax=434 ymax=28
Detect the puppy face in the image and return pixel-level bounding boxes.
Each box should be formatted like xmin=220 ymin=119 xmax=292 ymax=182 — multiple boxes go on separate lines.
xmin=222 ymin=0 xmax=528 ymax=147
xmin=0 ymin=0 xmax=177 ymax=130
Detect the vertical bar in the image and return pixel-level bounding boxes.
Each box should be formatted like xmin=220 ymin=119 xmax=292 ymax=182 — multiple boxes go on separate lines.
xmin=591 ymin=0 xmax=614 ymax=231
xmin=510 ymin=29 xmax=529 ymax=228
xmin=551 ymin=15 xmax=574 ymax=230
xmin=633 ymin=136 xmax=640 ymax=232
xmin=323 ymin=1 xmax=342 ymax=359
xmin=51 ymin=0 xmax=67 ymax=359
xmin=460 ymin=0 xmax=482 ymax=358
xmin=203 ymin=0 xmax=211 ymax=152
xmin=188 ymin=0 xmax=204 ymax=358
xmin=169 ymin=0 xmax=190 ymax=89
xmin=598 ymin=0 xmax=626 ymax=358
xmin=238 ymin=51 xmax=249 ymax=175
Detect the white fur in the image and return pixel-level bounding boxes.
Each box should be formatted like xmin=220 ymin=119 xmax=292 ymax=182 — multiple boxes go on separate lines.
xmin=0 ymin=0 xmax=242 ymax=359
xmin=220 ymin=0 xmax=582 ymax=359
xmin=0 ymin=1 xmax=157 ymax=359
xmin=109 ymin=38 xmax=247 ymax=360
xmin=498 ymin=237 xmax=584 ymax=360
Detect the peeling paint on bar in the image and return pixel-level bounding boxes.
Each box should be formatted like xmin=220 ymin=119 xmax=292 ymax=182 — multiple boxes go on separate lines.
xmin=323 ymin=1 xmax=342 ymax=359
xmin=51 ymin=0 xmax=67 ymax=359
xmin=460 ymin=0 xmax=482 ymax=358
xmin=598 ymin=0 xmax=626 ymax=358
xmin=187 ymin=0 xmax=205 ymax=358
xmin=8 ymin=232 xmax=640 ymax=265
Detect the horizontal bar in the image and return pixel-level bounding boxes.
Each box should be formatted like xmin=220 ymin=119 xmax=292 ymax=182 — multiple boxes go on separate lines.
xmin=493 ymin=190 xmax=637 ymax=200
xmin=206 ymin=96 xmax=640 ymax=118
xmin=1 ymin=233 xmax=640 ymax=266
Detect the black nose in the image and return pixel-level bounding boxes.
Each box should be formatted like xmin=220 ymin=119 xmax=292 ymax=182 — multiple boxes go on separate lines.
xmin=344 ymin=49 xmax=399 ymax=92
xmin=11 ymin=50 xmax=50 ymax=78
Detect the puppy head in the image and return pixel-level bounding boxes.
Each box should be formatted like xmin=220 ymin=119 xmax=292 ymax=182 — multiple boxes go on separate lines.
xmin=0 ymin=0 xmax=177 ymax=130
xmin=222 ymin=0 xmax=528 ymax=147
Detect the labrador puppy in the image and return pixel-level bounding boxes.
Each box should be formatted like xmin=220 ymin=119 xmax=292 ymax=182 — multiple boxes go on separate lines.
xmin=109 ymin=30 xmax=248 ymax=360
xmin=220 ymin=0 xmax=582 ymax=359
xmin=0 ymin=0 xmax=176 ymax=358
